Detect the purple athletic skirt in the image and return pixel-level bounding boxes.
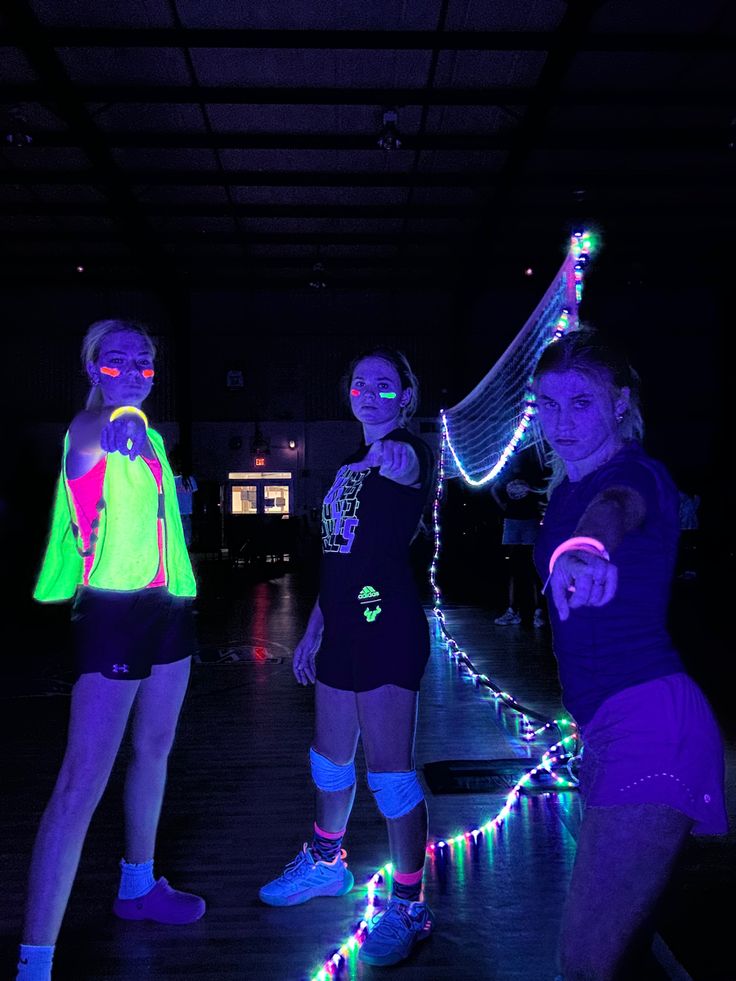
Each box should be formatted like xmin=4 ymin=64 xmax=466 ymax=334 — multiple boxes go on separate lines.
xmin=579 ymin=673 xmax=728 ymax=835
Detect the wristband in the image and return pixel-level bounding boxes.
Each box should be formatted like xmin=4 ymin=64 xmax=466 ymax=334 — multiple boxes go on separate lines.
xmin=541 ymin=536 xmax=610 ymax=596
xmin=548 ymin=536 xmax=610 ymax=575
xmin=109 ymin=405 xmax=149 ymax=429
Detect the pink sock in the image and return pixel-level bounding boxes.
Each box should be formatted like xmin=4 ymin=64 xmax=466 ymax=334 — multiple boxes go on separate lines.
xmin=312 ymin=822 xmax=346 ymax=862
xmin=393 ymin=866 xmax=424 ymax=903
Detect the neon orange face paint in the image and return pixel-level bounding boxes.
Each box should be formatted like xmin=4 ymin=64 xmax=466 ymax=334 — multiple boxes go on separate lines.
xmin=100 ymin=365 xmax=154 ymax=378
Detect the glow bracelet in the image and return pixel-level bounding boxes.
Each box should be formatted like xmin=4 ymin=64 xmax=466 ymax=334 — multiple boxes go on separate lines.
xmin=109 ymin=405 xmax=149 ymax=428
xmin=548 ymin=536 xmax=610 ymax=574
xmin=542 ymin=536 xmax=610 ymax=595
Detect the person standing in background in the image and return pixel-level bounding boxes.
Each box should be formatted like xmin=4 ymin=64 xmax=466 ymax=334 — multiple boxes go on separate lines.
xmin=170 ymin=444 xmax=198 ymax=549
xmin=490 ymin=445 xmax=547 ymax=627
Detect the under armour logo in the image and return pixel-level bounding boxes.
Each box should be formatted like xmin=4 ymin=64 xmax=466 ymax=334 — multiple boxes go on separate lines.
xmin=363 ymin=605 xmax=382 ymax=623
xmin=112 ymin=663 xmax=130 ymax=674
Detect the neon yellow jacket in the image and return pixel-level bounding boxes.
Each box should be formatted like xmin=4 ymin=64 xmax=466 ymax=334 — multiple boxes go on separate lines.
xmin=34 ymin=427 xmax=196 ymax=601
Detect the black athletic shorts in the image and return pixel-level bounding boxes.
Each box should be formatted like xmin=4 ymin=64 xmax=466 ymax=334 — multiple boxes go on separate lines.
xmin=71 ymin=586 xmax=195 ymax=680
xmin=316 ymin=584 xmax=430 ymax=692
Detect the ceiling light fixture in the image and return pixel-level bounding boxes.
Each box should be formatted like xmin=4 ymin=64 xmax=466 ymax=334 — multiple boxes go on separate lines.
xmin=309 ymin=261 xmax=327 ymax=289
xmin=4 ymin=106 xmax=33 ymax=148
xmin=377 ymin=109 xmax=402 ymax=152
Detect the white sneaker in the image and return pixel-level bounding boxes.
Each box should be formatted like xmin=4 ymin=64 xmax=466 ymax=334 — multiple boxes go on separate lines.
xmin=533 ymin=608 xmax=546 ymax=628
xmin=359 ymin=898 xmax=434 ymax=966
xmin=259 ymin=844 xmax=354 ymax=906
xmin=494 ymin=607 xmax=521 ymax=625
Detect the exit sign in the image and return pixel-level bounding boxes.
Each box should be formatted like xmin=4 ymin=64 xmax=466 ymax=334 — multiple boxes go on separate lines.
xmin=254 ymin=456 xmax=266 ymax=467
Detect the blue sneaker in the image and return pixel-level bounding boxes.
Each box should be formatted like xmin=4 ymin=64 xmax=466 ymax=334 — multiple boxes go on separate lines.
xmin=259 ymin=844 xmax=354 ymax=907
xmin=359 ymin=897 xmax=434 ymax=966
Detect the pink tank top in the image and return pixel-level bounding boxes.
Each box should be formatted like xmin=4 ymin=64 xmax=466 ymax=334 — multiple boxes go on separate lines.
xmin=67 ymin=455 xmax=167 ymax=587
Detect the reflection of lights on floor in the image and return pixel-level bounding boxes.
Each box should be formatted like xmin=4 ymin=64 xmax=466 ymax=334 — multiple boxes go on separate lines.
xmin=310 ymin=753 xmax=578 ymax=980
xmin=192 ymin=643 xmax=277 ymax=664
xmin=310 ymin=617 xmax=578 ymax=981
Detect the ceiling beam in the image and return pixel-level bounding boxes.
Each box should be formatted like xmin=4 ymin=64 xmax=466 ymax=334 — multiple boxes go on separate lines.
xmin=2 ymin=229 xmax=446 ymax=245
xmin=1 ymin=253 xmax=455 ymax=269
xmin=0 ymin=200 xmax=725 ymax=219
xmin=0 ymin=202 xmax=472 ymax=217
xmin=2 ymin=168 xmax=729 ymax=188
xmin=5 ymin=82 xmax=734 ymax=106
xmin=16 ymin=128 xmax=729 ymax=150
xmin=1 ymin=28 xmax=733 ymax=52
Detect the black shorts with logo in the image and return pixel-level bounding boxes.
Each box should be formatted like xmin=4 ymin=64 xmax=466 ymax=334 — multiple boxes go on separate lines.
xmin=71 ymin=586 xmax=195 ymax=680
xmin=316 ymin=580 xmax=430 ymax=692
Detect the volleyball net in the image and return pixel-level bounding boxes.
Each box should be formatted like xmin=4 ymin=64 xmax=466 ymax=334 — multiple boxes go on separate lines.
xmin=441 ymin=230 xmax=597 ymax=488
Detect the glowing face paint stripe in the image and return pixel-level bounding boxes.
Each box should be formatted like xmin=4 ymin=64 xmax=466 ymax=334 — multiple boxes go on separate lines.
xmin=100 ymin=366 xmax=154 ymax=379
xmin=350 ymin=389 xmax=397 ymax=398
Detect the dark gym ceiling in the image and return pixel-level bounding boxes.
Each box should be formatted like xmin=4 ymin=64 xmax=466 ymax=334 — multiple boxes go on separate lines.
xmin=1 ymin=0 xmax=735 ymax=292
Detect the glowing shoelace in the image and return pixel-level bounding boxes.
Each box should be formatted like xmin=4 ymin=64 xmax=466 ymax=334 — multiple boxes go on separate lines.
xmin=283 ymin=846 xmax=346 ymax=877
xmin=369 ymin=900 xmax=418 ymax=941
xmin=282 ymin=847 xmax=313 ymax=877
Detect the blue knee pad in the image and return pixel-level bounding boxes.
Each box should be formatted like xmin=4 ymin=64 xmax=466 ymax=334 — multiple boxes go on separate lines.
xmin=367 ymin=769 xmax=425 ymax=819
xmin=310 ymin=747 xmax=356 ymax=792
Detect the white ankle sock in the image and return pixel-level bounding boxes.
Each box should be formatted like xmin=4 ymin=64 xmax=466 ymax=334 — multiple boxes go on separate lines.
xmin=118 ymin=858 xmax=155 ymax=899
xmin=16 ymin=944 xmax=54 ymax=981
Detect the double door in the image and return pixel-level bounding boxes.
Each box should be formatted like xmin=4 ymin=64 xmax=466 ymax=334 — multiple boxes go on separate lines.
xmin=228 ymin=471 xmax=292 ymax=516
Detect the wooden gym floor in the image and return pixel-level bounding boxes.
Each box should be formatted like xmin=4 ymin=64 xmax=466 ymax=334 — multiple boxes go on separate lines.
xmin=1 ymin=560 xmax=733 ymax=981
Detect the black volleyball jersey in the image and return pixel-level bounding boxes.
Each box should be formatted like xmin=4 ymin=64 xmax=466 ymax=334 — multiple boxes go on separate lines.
xmin=319 ymin=428 xmax=434 ymax=606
